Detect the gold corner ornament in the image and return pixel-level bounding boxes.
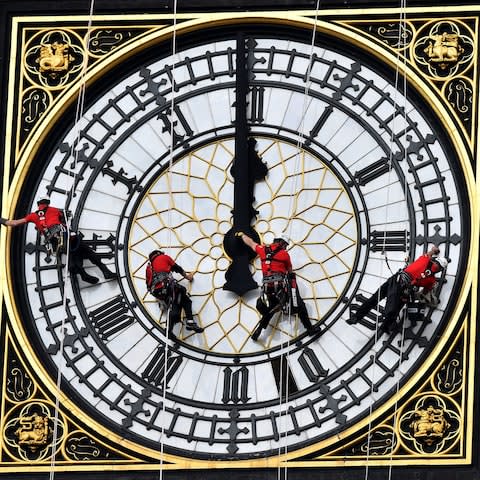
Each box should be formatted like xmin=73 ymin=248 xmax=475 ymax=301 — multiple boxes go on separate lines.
xmin=410 ymin=404 xmax=451 ymax=444
xmin=38 ymin=41 xmax=74 ymax=75
xmin=24 ymin=29 xmax=85 ymax=89
xmin=423 ymin=32 xmax=464 ymax=69
xmin=3 ymin=401 xmax=65 ymax=461
xmin=15 ymin=413 xmax=51 ymax=452
xmin=412 ymin=19 xmax=475 ymax=79
xmin=399 ymin=394 xmax=461 ymax=454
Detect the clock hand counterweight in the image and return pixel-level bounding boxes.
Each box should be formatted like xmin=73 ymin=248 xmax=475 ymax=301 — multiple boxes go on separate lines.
xmin=223 ymin=34 xmax=268 ymax=295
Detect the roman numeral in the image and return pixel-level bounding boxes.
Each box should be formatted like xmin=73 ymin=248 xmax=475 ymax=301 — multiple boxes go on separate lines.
xmin=350 ymin=294 xmax=384 ymax=330
xmin=271 ymin=356 xmax=298 ymax=400
xmin=351 ymin=157 xmax=391 ymax=186
xmin=101 ymin=159 xmax=139 ymax=194
xmin=370 ymin=230 xmax=409 ymax=252
xmin=249 ymin=85 xmax=264 ymax=123
xmin=157 ymin=105 xmax=194 ymax=148
xmin=88 ymin=295 xmax=135 ymax=341
xmin=141 ymin=346 xmax=183 ymax=388
xmin=79 ymin=233 xmax=116 ymax=260
xmin=298 ymin=347 xmax=329 ymax=382
xmin=222 ymin=366 xmax=250 ymax=404
xmin=305 ymin=105 xmax=333 ymax=146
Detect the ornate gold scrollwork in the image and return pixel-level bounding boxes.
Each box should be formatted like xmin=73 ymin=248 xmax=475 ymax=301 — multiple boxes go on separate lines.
xmin=358 ymin=426 xmax=397 ymax=456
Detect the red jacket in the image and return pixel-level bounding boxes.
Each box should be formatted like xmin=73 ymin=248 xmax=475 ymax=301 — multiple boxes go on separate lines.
xmin=404 ymin=254 xmax=441 ymax=291
xmin=24 ymin=206 xmax=64 ymax=234
xmin=255 ymin=243 xmax=292 ymax=275
xmin=145 ymin=254 xmax=176 ymax=289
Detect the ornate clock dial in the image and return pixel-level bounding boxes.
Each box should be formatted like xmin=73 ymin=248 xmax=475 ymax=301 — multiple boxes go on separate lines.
xmin=9 ymin=23 xmax=470 ymax=460
xmin=128 ymin=136 xmax=357 ymax=354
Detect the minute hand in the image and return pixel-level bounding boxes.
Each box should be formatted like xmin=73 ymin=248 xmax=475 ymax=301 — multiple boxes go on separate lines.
xmin=223 ymin=34 xmax=267 ymax=295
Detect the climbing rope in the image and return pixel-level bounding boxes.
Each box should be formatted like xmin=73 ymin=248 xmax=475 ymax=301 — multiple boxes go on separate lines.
xmin=285 ymin=0 xmax=321 ymax=238
xmin=159 ymin=1 xmax=179 ymax=479
xmin=364 ymin=1 xmax=408 ymax=479
xmin=277 ymin=2 xmax=321 ymax=479
xmin=387 ymin=2 xmax=410 ymax=479
xmin=48 ymin=2 xmax=96 ymax=479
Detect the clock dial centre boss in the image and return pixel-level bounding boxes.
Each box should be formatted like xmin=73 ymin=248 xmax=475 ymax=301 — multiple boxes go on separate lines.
xmin=9 ymin=22 xmax=470 ymax=460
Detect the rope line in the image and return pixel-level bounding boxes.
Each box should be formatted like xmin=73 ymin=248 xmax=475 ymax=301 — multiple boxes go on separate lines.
xmin=278 ymin=3 xmax=321 ymax=479
xmin=364 ymin=2 xmax=408 ymax=479
xmin=387 ymin=4 xmax=409 ymax=479
xmin=285 ymin=0 xmax=321 ymax=239
xmin=49 ymin=2 xmax=96 ymax=479
xmin=159 ymin=2 xmax=178 ymax=479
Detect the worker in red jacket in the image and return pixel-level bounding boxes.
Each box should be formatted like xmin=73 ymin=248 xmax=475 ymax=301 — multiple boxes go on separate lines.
xmin=0 ymin=198 xmax=66 ymax=253
xmin=237 ymin=232 xmax=314 ymax=341
xmin=0 ymin=198 xmax=117 ymax=284
xmin=146 ymin=249 xmax=203 ymax=339
xmin=349 ymin=245 xmax=447 ymax=333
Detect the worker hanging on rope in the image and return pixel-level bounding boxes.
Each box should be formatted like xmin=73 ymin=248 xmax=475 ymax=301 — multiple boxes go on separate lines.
xmin=0 ymin=197 xmax=116 ymax=284
xmin=0 ymin=198 xmax=66 ymax=255
xmin=349 ymin=245 xmax=448 ymax=334
xmin=146 ymin=249 xmax=204 ymax=340
xmin=236 ymin=231 xmax=315 ymax=341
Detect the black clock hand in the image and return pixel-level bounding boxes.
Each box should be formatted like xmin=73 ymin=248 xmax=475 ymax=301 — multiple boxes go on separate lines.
xmin=223 ymin=34 xmax=267 ymax=295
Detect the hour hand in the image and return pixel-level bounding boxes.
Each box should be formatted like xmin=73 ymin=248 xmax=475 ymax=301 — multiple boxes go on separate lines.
xmin=223 ymin=140 xmax=267 ymax=295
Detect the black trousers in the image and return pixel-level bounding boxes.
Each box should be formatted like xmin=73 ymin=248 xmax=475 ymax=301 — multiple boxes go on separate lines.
xmin=355 ymin=273 xmax=405 ymax=328
xmin=152 ymin=283 xmax=193 ymax=335
xmin=255 ymin=283 xmax=313 ymax=333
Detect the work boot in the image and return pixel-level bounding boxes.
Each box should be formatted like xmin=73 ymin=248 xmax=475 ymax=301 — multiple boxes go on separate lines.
xmin=379 ymin=320 xmax=399 ymax=335
xmin=80 ymin=271 xmax=99 ymax=284
xmin=167 ymin=328 xmax=177 ymax=341
xmin=185 ymin=318 xmax=204 ymax=333
xmin=347 ymin=314 xmax=358 ymax=325
xmin=306 ymin=325 xmax=316 ymax=336
xmin=251 ymin=325 xmax=263 ymax=341
xmin=99 ymin=265 xmax=117 ymax=280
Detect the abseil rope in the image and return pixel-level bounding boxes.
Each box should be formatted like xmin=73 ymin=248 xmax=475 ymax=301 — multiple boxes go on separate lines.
xmin=278 ymin=2 xmax=321 ymax=479
xmin=159 ymin=1 xmax=178 ymax=479
xmin=364 ymin=1 xmax=408 ymax=479
xmin=49 ymin=1 xmax=96 ymax=479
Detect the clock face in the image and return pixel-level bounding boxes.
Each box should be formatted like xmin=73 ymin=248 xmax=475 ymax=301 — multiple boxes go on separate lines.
xmin=9 ymin=23 xmax=471 ymax=460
